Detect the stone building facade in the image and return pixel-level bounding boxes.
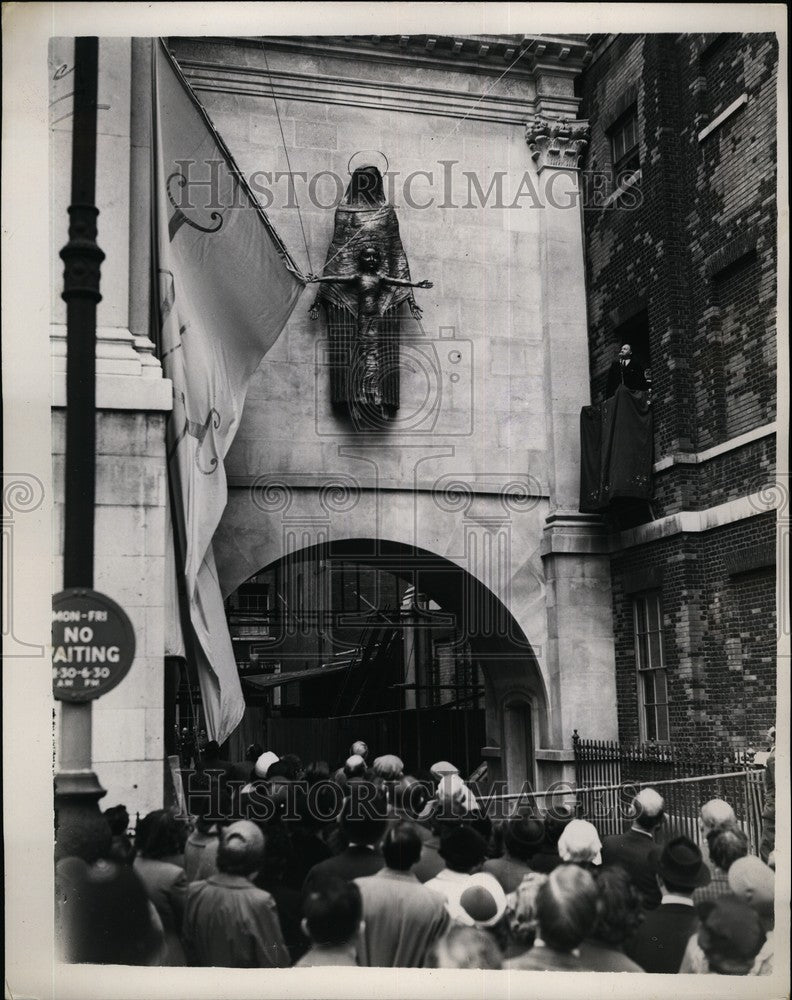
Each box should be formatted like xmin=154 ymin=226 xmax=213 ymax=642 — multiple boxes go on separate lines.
xmin=169 ymin=33 xmax=615 ymax=794
xmin=49 ymin=32 xmax=780 ymax=816
xmin=579 ymin=32 xmax=779 ymax=749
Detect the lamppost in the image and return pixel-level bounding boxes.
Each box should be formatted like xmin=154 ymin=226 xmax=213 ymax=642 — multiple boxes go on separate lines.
xmin=54 ymin=36 xmax=107 ymax=859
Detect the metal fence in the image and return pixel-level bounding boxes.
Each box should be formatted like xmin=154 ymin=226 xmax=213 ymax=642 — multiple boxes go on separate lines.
xmin=572 ymin=733 xmax=766 ymax=853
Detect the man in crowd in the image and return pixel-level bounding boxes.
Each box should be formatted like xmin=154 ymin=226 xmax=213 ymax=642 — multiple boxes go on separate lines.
xmin=303 ymin=785 xmax=388 ymax=891
xmin=428 ymin=925 xmax=503 ymax=970
xmin=483 ymin=816 xmax=545 ymax=893
xmin=577 ymin=865 xmax=644 ymax=972
xmin=601 ymin=787 xmax=665 ymax=909
xmin=680 ymin=873 xmax=772 ymax=975
xmin=423 ymin=825 xmax=488 ymax=922
xmin=355 ymin=820 xmax=449 ymax=967
xmin=693 ymin=825 xmax=748 ymax=905
xmin=687 ymin=897 xmax=766 ymax=975
xmin=760 ymin=726 xmax=776 ymax=863
xmin=728 ymin=855 xmax=776 ymax=975
xmin=296 ymin=878 xmax=363 ymax=967
xmin=182 ymin=820 xmax=290 ymax=967
xmin=625 ymin=835 xmax=710 ymax=973
xmin=530 ymin=804 xmax=574 ymax=874
xmin=698 ymin=797 xmax=737 ymax=866
xmin=504 ymin=864 xmax=599 ymax=971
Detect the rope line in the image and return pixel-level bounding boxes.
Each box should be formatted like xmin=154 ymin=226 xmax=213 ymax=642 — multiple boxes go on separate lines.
xmin=433 ymin=41 xmax=535 ymax=155
xmin=261 ymin=44 xmax=313 ymax=273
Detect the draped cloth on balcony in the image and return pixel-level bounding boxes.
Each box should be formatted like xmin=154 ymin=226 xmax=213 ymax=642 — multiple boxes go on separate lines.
xmin=579 ymin=385 xmax=654 ymax=512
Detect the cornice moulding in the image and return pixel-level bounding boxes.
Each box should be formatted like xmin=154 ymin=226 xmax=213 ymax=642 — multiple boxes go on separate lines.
xmin=173 ymin=34 xmax=590 ymax=77
xmin=180 ymin=59 xmax=547 ymax=125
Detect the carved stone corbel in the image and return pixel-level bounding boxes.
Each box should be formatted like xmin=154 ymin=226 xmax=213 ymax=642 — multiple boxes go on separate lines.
xmin=525 ymin=114 xmax=590 ymax=172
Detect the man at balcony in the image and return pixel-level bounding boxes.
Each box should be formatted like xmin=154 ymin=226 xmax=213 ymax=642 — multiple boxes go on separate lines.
xmin=606 ymin=343 xmax=649 ymax=398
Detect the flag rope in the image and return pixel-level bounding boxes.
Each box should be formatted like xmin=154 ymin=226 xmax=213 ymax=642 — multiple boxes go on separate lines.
xmin=157 ymin=40 xmax=306 ymax=281
xmin=261 ymin=43 xmax=314 ymax=274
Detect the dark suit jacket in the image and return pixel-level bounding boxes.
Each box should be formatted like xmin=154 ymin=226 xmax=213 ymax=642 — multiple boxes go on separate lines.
xmin=600 ymin=828 xmax=661 ymax=909
xmin=625 ymin=902 xmax=699 ymax=974
xmin=303 ymin=845 xmax=384 ymax=893
xmin=606 ymin=359 xmax=648 ymax=397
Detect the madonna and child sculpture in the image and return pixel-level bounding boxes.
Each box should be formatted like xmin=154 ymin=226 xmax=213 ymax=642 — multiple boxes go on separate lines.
xmin=308 ymin=155 xmax=432 ymax=426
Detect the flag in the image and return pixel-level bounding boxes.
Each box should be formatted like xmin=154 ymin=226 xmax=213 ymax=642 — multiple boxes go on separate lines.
xmin=152 ymin=40 xmax=304 ymax=744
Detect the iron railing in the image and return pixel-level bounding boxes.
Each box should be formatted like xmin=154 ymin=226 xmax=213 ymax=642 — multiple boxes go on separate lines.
xmin=572 ymin=732 xmax=766 ymax=852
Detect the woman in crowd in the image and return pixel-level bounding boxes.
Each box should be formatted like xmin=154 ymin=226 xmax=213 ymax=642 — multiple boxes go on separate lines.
xmin=133 ymin=809 xmax=189 ymax=964
xmin=576 ymin=864 xmax=644 ymax=971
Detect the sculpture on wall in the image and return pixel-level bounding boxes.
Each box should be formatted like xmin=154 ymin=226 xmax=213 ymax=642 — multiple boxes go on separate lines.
xmin=308 ymin=154 xmax=431 ymax=425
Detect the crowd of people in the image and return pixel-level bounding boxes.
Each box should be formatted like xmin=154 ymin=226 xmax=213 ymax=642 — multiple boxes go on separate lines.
xmin=55 ymin=739 xmax=776 ymax=975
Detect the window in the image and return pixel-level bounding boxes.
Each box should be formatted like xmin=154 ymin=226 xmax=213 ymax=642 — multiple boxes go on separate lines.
xmin=613 ymin=308 xmax=651 ymax=382
xmin=609 ymin=107 xmax=640 ymax=181
xmin=633 ymin=592 xmax=670 ymax=742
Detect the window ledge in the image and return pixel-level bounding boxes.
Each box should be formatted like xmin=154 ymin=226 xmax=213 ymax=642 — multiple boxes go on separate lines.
xmin=653 ymin=421 xmax=776 ymax=472
xmin=602 ymin=168 xmax=642 ymax=208
xmin=697 ymin=93 xmax=748 ymax=142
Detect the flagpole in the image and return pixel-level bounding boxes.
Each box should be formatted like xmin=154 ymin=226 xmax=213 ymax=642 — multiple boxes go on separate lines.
xmin=55 ymin=36 xmax=107 ymax=858
xmin=151 ymin=38 xmax=210 ymax=761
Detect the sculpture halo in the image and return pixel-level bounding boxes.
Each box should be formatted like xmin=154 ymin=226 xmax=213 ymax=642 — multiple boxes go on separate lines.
xmin=347 ymin=149 xmax=389 ymax=176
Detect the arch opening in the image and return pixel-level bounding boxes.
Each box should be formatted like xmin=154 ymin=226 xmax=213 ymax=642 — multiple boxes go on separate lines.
xmin=180 ymin=539 xmax=547 ymax=786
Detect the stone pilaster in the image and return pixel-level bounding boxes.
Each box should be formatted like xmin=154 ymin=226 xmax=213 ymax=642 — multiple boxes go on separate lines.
xmin=529 ymin=111 xmax=618 ymax=761
xmin=540 ymin=514 xmax=618 ymax=754
xmin=51 ymin=37 xmax=172 ymax=816
xmin=50 ymin=37 xmax=164 ymax=398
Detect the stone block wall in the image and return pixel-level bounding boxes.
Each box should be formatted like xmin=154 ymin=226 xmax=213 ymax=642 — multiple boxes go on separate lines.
xmin=53 ymin=409 xmax=169 ymax=817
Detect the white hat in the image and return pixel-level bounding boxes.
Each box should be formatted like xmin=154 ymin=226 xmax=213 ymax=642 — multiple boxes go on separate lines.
xmin=557 ymin=819 xmax=603 ymax=865
xmin=457 ymin=872 xmax=508 ymax=928
xmin=437 ymin=773 xmax=479 ymax=811
xmin=430 ymin=760 xmax=459 ymax=780
xmin=254 ymin=750 xmax=279 ymax=779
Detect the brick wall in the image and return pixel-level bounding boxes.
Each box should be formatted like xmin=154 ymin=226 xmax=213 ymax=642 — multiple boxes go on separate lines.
xmin=610 ymin=511 xmax=776 ymax=748
xmin=580 ymin=34 xmax=778 ymax=748
xmin=651 ymin=434 xmax=775 ymax=514
xmin=581 ymin=33 xmax=777 ymax=517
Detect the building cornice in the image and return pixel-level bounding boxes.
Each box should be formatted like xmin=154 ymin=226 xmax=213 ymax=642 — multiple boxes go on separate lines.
xmin=180 ymin=34 xmax=590 ymax=78
xmin=179 ymin=57 xmax=538 ymax=126
xmin=171 ymin=34 xmax=590 ymax=125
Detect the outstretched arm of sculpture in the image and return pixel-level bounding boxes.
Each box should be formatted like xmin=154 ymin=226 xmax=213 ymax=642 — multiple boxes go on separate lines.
xmin=306 ymin=273 xmax=357 ymax=284
xmin=306 ymin=273 xmax=357 ymax=320
xmin=384 ymin=277 xmax=433 ymax=289
xmin=383 ymin=276 xmax=432 ymax=319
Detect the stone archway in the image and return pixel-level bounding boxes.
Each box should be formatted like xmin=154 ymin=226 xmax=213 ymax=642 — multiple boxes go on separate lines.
xmin=223 ymin=538 xmax=549 ymax=790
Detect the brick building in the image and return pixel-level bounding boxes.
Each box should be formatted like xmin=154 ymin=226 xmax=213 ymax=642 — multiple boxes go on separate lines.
xmin=579 ymin=32 xmax=779 ymax=749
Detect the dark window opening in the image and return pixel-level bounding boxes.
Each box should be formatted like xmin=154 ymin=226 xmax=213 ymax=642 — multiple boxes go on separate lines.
xmin=613 ymin=308 xmax=652 ymax=387
xmin=608 ymin=106 xmax=640 ymax=183
xmin=633 ymin=592 xmax=670 ymax=743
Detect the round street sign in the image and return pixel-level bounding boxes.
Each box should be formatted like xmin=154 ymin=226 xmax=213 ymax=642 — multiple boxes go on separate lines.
xmin=52 ymin=589 xmax=136 ymax=701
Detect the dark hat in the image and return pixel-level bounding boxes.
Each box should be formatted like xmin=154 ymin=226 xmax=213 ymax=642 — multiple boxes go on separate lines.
xmin=651 ymin=836 xmax=710 ymax=889
xmin=698 ymin=896 xmax=766 ymax=969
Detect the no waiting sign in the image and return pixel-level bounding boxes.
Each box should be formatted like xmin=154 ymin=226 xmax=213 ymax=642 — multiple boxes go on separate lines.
xmin=52 ymin=589 xmax=136 ymax=701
